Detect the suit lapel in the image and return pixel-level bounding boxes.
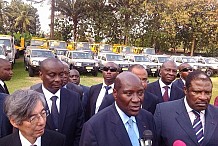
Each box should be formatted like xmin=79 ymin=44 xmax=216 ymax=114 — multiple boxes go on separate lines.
xmin=91 ymin=84 xmax=102 ymax=115
xmin=41 ymin=130 xmax=52 ymax=146
xmin=202 ymin=106 xmax=217 ymax=146
xmin=0 ymin=85 xmax=6 ymax=94
xmin=110 ymin=104 xmax=132 ymax=146
xmin=136 ymin=112 xmax=147 ymax=138
xmin=175 ymin=100 xmax=199 ymax=145
xmin=155 ymin=81 xmax=163 ymax=102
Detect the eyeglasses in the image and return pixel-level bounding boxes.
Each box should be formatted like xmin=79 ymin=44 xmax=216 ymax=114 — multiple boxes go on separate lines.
xmin=180 ymin=68 xmax=193 ymax=72
xmin=27 ymin=110 xmax=48 ymax=125
xmin=102 ymin=67 xmax=117 ymax=72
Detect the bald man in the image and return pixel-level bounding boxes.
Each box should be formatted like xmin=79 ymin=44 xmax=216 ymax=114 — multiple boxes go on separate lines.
xmin=0 ymin=58 xmax=13 ymax=94
xmin=80 ymin=72 xmax=157 ymax=146
xmin=146 ymin=60 xmax=185 ymax=103
xmin=33 ymin=58 xmax=84 ymax=146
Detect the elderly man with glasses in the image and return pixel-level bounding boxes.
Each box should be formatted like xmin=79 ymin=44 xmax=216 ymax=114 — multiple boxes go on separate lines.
xmin=0 ymin=89 xmax=65 ymax=146
xmin=173 ymin=63 xmax=193 ymax=90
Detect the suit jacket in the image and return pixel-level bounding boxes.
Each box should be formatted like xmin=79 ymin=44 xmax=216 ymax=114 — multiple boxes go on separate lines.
xmin=80 ymin=85 xmax=90 ymax=109
xmin=0 ymin=93 xmax=12 ymax=138
xmin=34 ymin=85 xmax=84 ymax=146
xmin=99 ymin=91 xmax=159 ymax=114
xmin=0 ymin=129 xmax=65 ymax=146
xmin=0 ymin=83 xmax=9 ymax=94
xmin=80 ymin=104 xmax=158 ymax=146
xmin=146 ymin=80 xmax=185 ymax=103
xmin=154 ymin=98 xmax=218 ymax=146
xmin=172 ymin=78 xmax=185 ymax=90
xmin=85 ymin=83 xmax=103 ymax=121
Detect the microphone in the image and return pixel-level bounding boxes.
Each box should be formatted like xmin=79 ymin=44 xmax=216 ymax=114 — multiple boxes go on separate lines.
xmin=140 ymin=130 xmax=153 ymax=146
xmin=173 ymin=140 xmax=186 ymax=146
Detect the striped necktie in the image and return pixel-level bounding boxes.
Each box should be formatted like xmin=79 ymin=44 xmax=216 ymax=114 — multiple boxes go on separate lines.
xmin=192 ymin=110 xmax=204 ymax=144
xmin=163 ymin=86 xmax=169 ymax=102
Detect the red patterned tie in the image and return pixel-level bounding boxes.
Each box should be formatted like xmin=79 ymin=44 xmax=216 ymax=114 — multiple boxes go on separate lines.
xmin=163 ymin=86 xmax=169 ymax=102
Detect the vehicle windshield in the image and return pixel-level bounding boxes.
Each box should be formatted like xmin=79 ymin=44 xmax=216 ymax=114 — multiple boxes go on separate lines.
xmin=106 ymin=54 xmax=124 ymax=61
xmin=73 ymin=52 xmax=92 ymax=59
xmin=205 ymin=58 xmax=218 ymax=64
xmin=30 ymin=40 xmax=45 ymax=46
xmin=31 ymin=50 xmax=54 ymax=58
xmin=157 ymin=57 xmax=170 ymax=63
xmin=0 ymin=47 xmax=4 ymax=55
xmin=56 ymin=50 xmax=67 ymax=55
xmin=182 ymin=57 xmax=197 ymax=63
xmin=0 ymin=39 xmax=11 ymax=47
xmin=135 ymin=56 xmax=150 ymax=62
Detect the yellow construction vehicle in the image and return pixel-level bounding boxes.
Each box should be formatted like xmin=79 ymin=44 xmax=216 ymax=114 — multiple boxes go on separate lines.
xmin=30 ymin=37 xmax=48 ymax=49
xmin=112 ymin=44 xmax=126 ymax=54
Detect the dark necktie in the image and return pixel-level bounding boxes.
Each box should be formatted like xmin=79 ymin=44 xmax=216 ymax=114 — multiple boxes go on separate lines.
xmin=163 ymin=86 xmax=169 ymax=102
xmin=50 ymin=96 xmax=59 ymax=129
xmin=104 ymin=86 xmax=111 ymax=96
xmin=3 ymin=82 xmax=9 ymax=94
xmin=192 ymin=110 xmax=204 ymax=144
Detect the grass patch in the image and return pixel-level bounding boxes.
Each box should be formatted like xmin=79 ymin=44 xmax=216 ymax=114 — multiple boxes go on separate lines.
xmin=6 ymin=58 xmax=218 ymax=104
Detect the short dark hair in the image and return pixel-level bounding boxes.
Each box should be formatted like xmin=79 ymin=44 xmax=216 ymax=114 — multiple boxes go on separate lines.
xmin=185 ymin=70 xmax=212 ymax=89
xmin=128 ymin=64 xmax=145 ymax=72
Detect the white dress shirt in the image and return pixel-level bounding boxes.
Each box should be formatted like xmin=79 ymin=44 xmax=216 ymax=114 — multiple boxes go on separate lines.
xmin=159 ymin=79 xmax=172 ymax=98
xmin=0 ymin=80 xmax=5 ymax=90
xmin=115 ymin=102 xmax=140 ymax=139
xmin=19 ymin=131 xmax=41 ymax=146
xmin=42 ymin=84 xmax=61 ymax=113
xmin=95 ymin=82 xmax=114 ymax=114
xmin=184 ymin=97 xmax=205 ymax=133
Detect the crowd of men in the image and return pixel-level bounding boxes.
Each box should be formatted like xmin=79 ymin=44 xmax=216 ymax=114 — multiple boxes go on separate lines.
xmin=0 ymin=57 xmax=217 ymax=146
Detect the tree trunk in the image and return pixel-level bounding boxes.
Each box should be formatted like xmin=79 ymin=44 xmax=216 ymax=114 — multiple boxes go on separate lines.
xmin=190 ymin=36 xmax=196 ymax=56
xmin=50 ymin=0 xmax=55 ymax=39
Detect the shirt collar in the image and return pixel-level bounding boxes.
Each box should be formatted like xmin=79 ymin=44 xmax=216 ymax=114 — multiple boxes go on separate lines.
xmin=102 ymin=82 xmax=114 ymax=89
xmin=184 ymin=97 xmax=205 ymax=114
xmin=42 ymin=84 xmax=61 ymax=100
xmin=159 ymin=79 xmax=172 ymax=89
xmin=0 ymin=80 xmax=4 ymax=87
xmin=115 ymin=102 xmax=136 ymax=124
xmin=19 ymin=130 xmax=41 ymax=146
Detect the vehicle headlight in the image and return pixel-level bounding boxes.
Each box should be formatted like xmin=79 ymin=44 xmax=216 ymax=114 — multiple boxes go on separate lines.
xmin=75 ymin=62 xmax=82 ymax=66
xmin=143 ymin=65 xmax=147 ymax=69
xmin=157 ymin=65 xmax=161 ymax=69
xmin=95 ymin=62 xmax=99 ymax=67
xmin=213 ymin=66 xmax=218 ymax=69
xmin=193 ymin=66 xmax=198 ymax=70
xmin=32 ymin=60 xmax=39 ymax=66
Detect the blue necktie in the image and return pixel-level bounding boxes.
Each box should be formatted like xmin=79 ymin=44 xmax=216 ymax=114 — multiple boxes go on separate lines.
xmin=127 ymin=119 xmax=139 ymax=146
xmin=51 ymin=96 xmax=59 ymax=130
xmin=104 ymin=86 xmax=111 ymax=96
xmin=192 ymin=110 xmax=204 ymax=144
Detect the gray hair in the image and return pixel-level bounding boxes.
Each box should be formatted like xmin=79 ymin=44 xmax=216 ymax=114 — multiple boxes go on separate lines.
xmin=4 ymin=89 xmax=46 ymax=125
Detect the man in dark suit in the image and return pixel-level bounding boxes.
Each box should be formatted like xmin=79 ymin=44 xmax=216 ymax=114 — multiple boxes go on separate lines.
xmin=0 ymin=58 xmax=13 ymax=94
xmin=0 ymin=93 xmax=12 ymax=138
xmin=80 ymin=72 xmax=157 ymax=146
xmin=146 ymin=60 xmax=184 ymax=103
xmin=154 ymin=71 xmax=218 ymax=146
xmin=85 ymin=62 xmax=119 ymax=120
xmin=99 ymin=64 xmax=159 ymax=114
xmin=173 ymin=63 xmax=193 ymax=90
xmin=69 ymin=69 xmax=90 ymax=109
xmin=0 ymin=89 xmax=65 ymax=146
xmin=34 ymin=58 xmax=84 ymax=146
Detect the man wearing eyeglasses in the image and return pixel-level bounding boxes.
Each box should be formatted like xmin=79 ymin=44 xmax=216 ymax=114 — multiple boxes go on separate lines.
xmin=173 ymin=63 xmax=193 ymax=90
xmin=0 ymin=89 xmax=65 ymax=146
xmin=85 ymin=62 xmax=119 ymax=121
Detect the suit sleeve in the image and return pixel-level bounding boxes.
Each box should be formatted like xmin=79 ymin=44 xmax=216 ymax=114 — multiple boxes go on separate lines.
xmin=74 ymin=94 xmax=85 ymax=146
xmin=79 ymin=122 xmax=98 ymax=146
xmin=154 ymin=104 xmax=163 ymax=146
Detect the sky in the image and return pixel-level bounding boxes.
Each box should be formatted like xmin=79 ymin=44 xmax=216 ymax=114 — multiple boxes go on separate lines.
xmin=5 ymin=0 xmax=50 ymax=33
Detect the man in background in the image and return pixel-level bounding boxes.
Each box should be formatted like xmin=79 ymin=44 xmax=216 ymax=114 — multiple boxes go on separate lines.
xmin=146 ymin=60 xmax=184 ymax=103
xmin=0 ymin=58 xmax=13 ymax=94
xmin=69 ymin=69 xmax=90 ymax=109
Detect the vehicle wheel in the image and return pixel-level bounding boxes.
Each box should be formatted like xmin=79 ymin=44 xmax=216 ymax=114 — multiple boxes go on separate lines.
xmin=92 ymin=70 xmax=98 ymax=77
xmin=206 ymin=69 xmax=213 ymax=77
xmin=28 ymin=67 xmax=35 ymax=77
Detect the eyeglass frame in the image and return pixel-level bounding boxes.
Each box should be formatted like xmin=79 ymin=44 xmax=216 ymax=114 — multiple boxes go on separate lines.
xmin=26 ymin=109 xmax=49 ymax=125
xmin=102 ymin=66 xmax=118 ymax=72
xmin=180 ymin=67 xmax=193 ymax=72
